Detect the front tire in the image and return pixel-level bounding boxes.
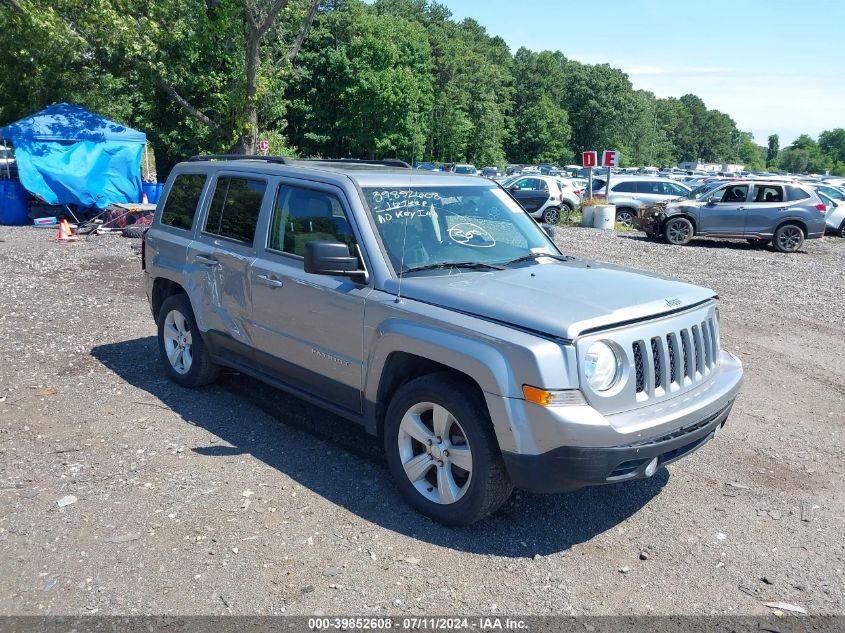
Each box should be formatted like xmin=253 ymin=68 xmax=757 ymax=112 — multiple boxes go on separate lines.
xmin=157 ymin=294 xmax=220 ymax=387
xmin=664 ymin=217 xmax=694 ymax=245
xmin=384 ymin=373 xmax=513 ymax=525
xmin=616 ymin=208 xmax=636 ymax=228
xmin=773 ymin=223 xmax=804 ymax=253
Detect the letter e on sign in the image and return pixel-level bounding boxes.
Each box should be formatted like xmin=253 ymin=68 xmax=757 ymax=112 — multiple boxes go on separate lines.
xmin=602 ymin=150 xmax=620 ymax=167
xmin=582 ymin=151 xmax=597 ymax=168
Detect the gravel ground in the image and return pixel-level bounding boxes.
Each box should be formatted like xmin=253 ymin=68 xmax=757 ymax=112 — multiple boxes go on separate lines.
xmin=0 ymin=225 xmax=843 ymax=616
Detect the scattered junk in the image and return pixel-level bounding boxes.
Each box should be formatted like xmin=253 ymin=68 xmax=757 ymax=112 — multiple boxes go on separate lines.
xmin=76 ymin=202 xmax=155 ymax=238
xmin=0 ymin=103 xmax=161 ymax=232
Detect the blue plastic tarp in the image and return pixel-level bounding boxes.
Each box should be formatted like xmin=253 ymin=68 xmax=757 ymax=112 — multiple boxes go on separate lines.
xmin=0 ymin=103 xmax=146 ymax=208
xmin=13 ymin=140 xmax=144 ymax=208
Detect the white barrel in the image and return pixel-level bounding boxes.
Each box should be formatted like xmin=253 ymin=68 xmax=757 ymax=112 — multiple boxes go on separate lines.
xmin=593 ymin=205 xmax=616 ymax=230
xmin=581 ymin=205 xmax=595 ymax=227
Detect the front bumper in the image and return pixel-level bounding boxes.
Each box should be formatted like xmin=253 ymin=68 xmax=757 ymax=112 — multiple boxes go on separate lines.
xmin=491 ymin=350 xmax=743 ymax=493
xmin=502 ymin=398 xmax=734 ymax=493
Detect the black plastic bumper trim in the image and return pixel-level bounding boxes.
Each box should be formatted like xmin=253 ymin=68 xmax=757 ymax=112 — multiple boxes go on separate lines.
xmin=502 ymin=399 xmax=735 ymax=493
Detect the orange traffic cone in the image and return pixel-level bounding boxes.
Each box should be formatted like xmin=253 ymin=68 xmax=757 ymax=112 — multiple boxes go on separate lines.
xmin=56 ymin=219 xmax=78 ymax=243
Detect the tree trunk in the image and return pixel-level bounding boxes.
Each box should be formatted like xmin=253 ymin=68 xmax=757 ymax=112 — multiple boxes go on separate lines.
xmin=233 ymin=21 xmax=261 ymax=154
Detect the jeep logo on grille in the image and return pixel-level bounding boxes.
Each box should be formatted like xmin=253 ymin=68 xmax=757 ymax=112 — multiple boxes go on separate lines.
xmin=665 ymin=298 xmax=682 ymax=307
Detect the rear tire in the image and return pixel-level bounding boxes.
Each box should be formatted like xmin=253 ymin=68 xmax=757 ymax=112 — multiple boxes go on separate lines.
xmin=157 ymin=294 xmax=220 ymax=387
xmin=542 ymin=206 xmax=561 ymax=225
xmin=383 ymin=372 xmax=513 ymax=525
xmin=663 ymin=217 xmax=693 ymax=245
xmin=773 ymin=223 xmax=804 ymax=253
xmin=838 ymin=220 xmax=845 ymax=238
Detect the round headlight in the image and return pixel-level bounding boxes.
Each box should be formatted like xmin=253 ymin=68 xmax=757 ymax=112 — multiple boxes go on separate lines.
xmin=584 ymin=341 xmax=620 ymax=392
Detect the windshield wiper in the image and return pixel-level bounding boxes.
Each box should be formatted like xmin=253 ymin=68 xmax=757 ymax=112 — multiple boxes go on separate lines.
xmin=503 ymin=252 xmax=572 ymax=266
xmin=399 ymin=261 xmax=504 ymax=276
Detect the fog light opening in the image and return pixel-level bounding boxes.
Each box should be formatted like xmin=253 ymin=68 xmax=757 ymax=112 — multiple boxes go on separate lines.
xmin=644 ymin=457 xmax=658 ymax=478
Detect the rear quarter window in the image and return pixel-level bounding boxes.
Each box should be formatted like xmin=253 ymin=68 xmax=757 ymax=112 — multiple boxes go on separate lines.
xmin=160 ymin=173 xmax=207 ymax=230
xmin=786 ymin=186 xmax=810 ymax=201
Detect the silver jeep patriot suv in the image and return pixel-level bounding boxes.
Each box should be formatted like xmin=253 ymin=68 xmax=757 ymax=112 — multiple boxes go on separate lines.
xmin=142 ymin=156 xmax=744 ymax=525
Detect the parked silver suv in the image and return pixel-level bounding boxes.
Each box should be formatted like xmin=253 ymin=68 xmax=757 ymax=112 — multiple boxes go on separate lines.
xmin=596 ymin=176 xmax=691 ymax=227
xmin=143 ymin=156 xmax=743 ymax=525
xmin=646 ymin=180 xmax=827 ymax=252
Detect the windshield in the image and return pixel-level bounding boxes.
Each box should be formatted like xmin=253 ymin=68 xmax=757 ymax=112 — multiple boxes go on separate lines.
xmin=453 ymin=165 xmax=476 ymax=174
xmin=362 ymin=185 xmax=557 ymax=274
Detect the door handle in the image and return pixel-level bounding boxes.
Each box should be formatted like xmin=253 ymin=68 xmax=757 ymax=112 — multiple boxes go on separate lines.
xmin=195 ymin=254 xmax=219 ymax=266
xmin=256 ymin=274 xmax=284 ymax=289
xmin=737 ymin=207 xmax=745 ymax=211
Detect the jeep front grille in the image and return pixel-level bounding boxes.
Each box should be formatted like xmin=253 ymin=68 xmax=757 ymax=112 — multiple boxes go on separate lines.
xmin=632 ymin=316 xmax=719 ymax=398
xmin=633 ymin=341 xmax=645 ymax=393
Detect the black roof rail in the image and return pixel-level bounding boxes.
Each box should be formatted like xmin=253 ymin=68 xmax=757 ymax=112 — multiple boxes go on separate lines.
xmin=188 ymin=154 xmax=291 ymax=165
xmin=302 ymin=158 xmax=411 ymax=169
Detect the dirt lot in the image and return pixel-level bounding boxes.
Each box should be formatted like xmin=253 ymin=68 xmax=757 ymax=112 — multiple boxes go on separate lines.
xmin=0 ymin=225 xmax=843 ymax=616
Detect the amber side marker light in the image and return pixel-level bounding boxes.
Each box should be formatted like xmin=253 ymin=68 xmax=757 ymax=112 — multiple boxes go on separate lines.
xmin=522 ymin=385 xmax=586 ymax=407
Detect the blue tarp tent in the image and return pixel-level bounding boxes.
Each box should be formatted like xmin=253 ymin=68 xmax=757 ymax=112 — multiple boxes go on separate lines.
xmin=0 ymin=103 xmax=146 ymax=209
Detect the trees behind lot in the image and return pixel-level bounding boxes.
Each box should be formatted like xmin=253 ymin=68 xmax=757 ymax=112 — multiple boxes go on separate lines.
xmin=1 ymin=0 xmax=842 ymax=175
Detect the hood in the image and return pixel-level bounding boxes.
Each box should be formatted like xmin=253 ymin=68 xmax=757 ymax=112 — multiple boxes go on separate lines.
xmin=386 ymin=259 xmax=716 ymax=340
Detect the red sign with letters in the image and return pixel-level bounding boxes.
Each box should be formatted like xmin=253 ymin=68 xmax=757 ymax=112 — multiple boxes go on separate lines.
xmin=258 ymin=140 xmax=270 ymax=154
xmin=602 ymin=150 xmax=620 ymax=167
xmin=582 ymin=151 xmax=597 ymax=168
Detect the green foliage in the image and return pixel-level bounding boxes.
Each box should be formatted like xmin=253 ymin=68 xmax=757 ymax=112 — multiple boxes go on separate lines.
xmin=2 ymin=0 xmax=839 ymax=177
xmin=779 ymin=135 xmax=831 ymax=174
xmin=767 ymin=134 xmax=780 ymax=167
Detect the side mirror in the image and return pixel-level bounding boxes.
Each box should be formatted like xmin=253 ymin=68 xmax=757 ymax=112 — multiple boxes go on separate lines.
xmin=509 ymin=184 xmax=520 ymax=192
xmin=705 ymin=198 xmax=716 ymax=206
xmin=541 ymin=223 xmax=556 ymax=239
xmin=304 ymin=241 xmax=366 ymax=279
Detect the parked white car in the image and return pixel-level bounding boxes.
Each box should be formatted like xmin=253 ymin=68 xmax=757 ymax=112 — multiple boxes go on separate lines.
xmin=501 ymin=174 xmax=582 ymax=224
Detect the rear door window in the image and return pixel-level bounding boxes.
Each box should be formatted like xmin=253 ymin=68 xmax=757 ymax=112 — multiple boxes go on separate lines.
xmin=160 ymin=173 xmax=206 ymax=230
xmin=752 ymin=185 xmax=784 ymax=203
xmin=204 ymin=176 xmax=267 ymax=244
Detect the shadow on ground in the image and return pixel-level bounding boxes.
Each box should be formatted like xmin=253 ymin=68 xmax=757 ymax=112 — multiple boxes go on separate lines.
xmin=91 ymin=336 xmax=669 ymax=557
xmin=617 ymin=233 xmax=815 ymax=254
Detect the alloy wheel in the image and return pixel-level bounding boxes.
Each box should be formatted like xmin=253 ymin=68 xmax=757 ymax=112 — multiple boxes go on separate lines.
xmin=616 ymin=210 xmax=635 ymax=228
xmin=543 ymin=208 xmax=560 ymax=225
xmin=397 ymin=402 xmax=473 ymax=505
xmin=777 ymin=226 xmax=802 ymax=252
xmin=162 ymin=309 xmax=193 ymax=374
xmin=666 ymin=219 xmax=691 ymax=244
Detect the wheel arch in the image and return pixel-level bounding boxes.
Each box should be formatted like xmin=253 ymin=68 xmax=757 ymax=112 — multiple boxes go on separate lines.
xmin=151 ymin=277 xmax=188 ymax=325
xmin=775 ymin=218 xmax=807 ymax=236
xmin=665 ymin=213 xmax=698 ymax=234
xmin=365 ymin=322 xmax=521 ymax=452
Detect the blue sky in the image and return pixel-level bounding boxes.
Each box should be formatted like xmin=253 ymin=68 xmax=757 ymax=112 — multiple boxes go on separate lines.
xmin=422 ymin=0 xmax=845 ymax=146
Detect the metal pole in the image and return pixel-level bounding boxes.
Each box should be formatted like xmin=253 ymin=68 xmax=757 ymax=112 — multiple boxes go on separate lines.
xmin=588 ymin=166 xmax=593 ymax=199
